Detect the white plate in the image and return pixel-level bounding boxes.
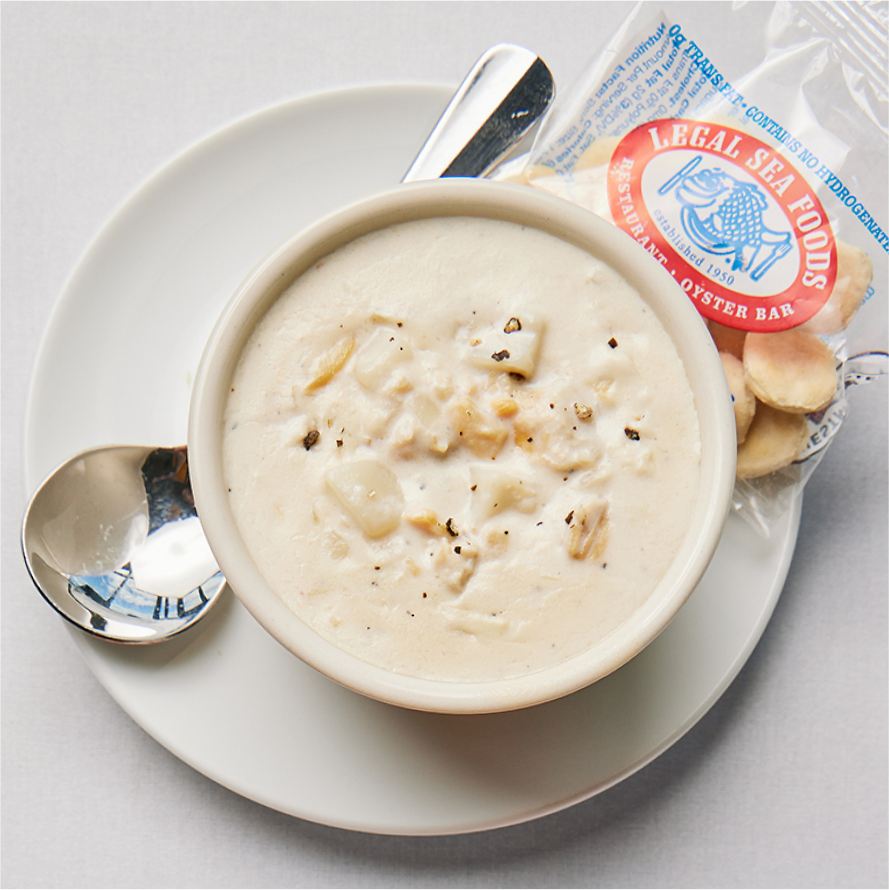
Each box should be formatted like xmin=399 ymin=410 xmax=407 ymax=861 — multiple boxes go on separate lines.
xmin=24 ymin=84 xmax=801 ymax=836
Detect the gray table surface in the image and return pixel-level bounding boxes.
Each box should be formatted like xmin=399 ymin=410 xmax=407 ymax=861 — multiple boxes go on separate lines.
xmin=3 ymin=3 xmax=886 ymax=888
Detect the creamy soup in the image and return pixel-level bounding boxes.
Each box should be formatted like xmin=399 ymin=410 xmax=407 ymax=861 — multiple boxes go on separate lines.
xmin=222 ymin=216 xmax=701 ymax=682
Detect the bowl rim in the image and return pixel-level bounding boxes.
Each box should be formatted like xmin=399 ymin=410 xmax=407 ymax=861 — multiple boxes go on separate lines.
xmin=188 ymin=178 xmax=736 ymax=714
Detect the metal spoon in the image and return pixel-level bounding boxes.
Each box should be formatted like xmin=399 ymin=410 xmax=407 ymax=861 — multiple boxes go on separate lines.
xmin=21 ymin=45 xmax=555 ymax=644
xmin=402 ymin=43 xmax=554 ymax=181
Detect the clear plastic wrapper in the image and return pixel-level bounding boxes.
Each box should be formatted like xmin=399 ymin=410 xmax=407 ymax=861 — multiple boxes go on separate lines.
xmin=495 ymin=1 xmax=887 ymax=535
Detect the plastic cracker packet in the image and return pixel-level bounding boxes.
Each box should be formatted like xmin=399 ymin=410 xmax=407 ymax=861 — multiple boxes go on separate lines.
xmin=494 ymin=1 xmax=888 ymax=535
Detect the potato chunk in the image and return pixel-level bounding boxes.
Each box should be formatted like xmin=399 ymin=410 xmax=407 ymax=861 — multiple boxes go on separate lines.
xmin=470 ymin=466 xmax=537 ymax=520
xmin=325 ymin=460 xmax=404 ymax=538
xmin=410 ymin=393 xmax=452 ymax=454
xmin=353 ymin=327 xmax=412 ymax=390
xmin=465 ymin=319 xmax=544 ymax=379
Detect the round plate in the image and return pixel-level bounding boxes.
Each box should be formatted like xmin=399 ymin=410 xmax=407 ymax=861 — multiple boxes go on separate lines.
xmin=23 ymin=83 xmax=801 ymax=835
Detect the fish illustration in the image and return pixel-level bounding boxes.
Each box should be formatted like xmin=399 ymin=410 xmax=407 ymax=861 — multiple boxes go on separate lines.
xmin=659 ymin=157 xmax=793 ymax=281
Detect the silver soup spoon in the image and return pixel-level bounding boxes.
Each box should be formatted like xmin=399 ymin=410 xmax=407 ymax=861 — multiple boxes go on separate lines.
xmin=22 ymin=44 xmax=555 ymax=643
xmin=23 ymin=446 xmax=223 ymax=642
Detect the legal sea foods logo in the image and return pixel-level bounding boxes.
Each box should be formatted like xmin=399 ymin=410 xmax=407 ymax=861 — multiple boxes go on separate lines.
xmin=607 ymin=119 xmax=836 ymax=333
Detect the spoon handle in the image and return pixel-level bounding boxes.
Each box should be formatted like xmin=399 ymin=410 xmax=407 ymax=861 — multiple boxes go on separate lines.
xmin=402 ymin=43 xmax=554 ymax=183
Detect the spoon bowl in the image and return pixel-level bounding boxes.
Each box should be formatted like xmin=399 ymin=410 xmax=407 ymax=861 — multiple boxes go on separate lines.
xmin=22 ymin=445 xmax=225 ymax=642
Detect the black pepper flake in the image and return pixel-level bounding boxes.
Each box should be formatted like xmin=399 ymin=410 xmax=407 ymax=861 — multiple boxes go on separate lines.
xmin=565 ymin=510 xmax=575 ymax=525
xmin=526 ymin=437 xmax=533 ymax=443
xmin=624 ymin=427 xmax=641 ymax=441
xmin=445 ymin=518 xmax=459 ymax=537
xmin=422 ymin=592 xmax=427 ymax=598
xmin=470 ymin=484 xmax=477 ymax=491
xmin=536 ymin=521 xmax=544 ymax=527
xmin=397 ymin=321 xmax=403 ymax=327
xmin=491 ymin=349 xmax=510 ymax=362
xmin=336 ymin=439 xmax=344 ymax=448
xmin=503 ymin=530 xmax=509 ymax=535
xmin=302 ymin=429 xmax=320 ymax=450
xmin=504 ymin=317 xmax=522 ymax=333
xmin=454 ymin=546 xmax=462 ymax=554
xmin=374 ymin=566 xmax=381 ymax=571
xmin=608 ymin=337 xmax=618 ymax=348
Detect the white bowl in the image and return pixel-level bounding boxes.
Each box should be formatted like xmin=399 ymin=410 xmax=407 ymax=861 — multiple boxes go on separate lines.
xmin=189 ymin=179 xmax=736 ymax=714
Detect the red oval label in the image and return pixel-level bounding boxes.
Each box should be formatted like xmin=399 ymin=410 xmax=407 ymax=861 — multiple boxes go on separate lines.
xmin=607 ymin=119 xmax=836 ymax=332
